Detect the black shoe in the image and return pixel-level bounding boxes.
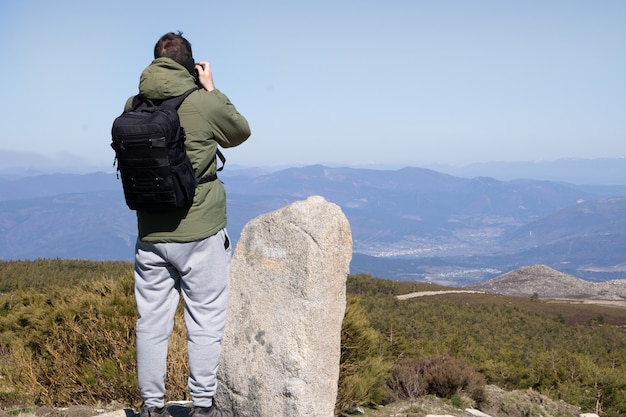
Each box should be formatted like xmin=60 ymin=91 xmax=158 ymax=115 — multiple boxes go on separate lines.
xmin=188 ymin=404 xmax=232 ymax=417
xmin=139 ymin=406 xmax=170 ymax=417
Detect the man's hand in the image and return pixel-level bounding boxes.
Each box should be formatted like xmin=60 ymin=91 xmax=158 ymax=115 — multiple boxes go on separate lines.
xmin=195 ymin=61 xmax=215 ymax=91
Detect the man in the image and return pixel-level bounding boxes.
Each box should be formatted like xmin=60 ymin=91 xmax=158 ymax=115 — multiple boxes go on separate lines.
xmin=126 ymin=32 xmax=251 ymax=417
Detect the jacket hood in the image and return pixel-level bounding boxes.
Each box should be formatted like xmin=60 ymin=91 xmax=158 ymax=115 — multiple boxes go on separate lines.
xmin=138 ymin=57 xmax=197 ymax=99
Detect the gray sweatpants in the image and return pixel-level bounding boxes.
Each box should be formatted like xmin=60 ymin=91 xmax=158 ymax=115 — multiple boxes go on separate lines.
xmin=134 ymin=228 xmax=232 ymax=408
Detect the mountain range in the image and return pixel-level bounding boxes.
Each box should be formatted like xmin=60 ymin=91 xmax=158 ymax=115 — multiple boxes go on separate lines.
xmin=2 ymin=163 xmax=626 ymax=285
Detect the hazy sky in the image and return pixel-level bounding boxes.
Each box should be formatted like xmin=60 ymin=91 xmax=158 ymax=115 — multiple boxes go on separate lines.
xmin=1 ymin=0 xmax=624 ymax=171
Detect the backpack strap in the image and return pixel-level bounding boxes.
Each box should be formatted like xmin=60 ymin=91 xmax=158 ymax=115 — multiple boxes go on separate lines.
xmin=198 ymin=149 xmax=226 ymax=184
xmin=167 ymin=89 xmax=226 ymax=184
xmin=161 ymin=87 xmax=198 ymax=109
xmin=130 ymin=95 xmax=151 ymax=110
xmin=131 ymin=87 xmax=198 ymax=111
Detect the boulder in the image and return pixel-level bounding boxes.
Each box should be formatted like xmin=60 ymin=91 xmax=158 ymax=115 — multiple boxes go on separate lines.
xmin=216 ymin=196 xmax=352 ymax=417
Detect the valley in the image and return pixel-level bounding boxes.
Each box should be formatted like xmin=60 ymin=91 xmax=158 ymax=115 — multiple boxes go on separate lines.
xmin=2 ymin=163 xmax=626 ymax=286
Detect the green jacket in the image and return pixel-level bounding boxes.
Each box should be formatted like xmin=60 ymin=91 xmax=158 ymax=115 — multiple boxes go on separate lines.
xmin=124 ymin=57 xmax=251 ymax=242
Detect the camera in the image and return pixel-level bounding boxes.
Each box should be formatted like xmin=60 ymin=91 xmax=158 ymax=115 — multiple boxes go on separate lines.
xmin=194 ymin=63 xmax=205 ymax=81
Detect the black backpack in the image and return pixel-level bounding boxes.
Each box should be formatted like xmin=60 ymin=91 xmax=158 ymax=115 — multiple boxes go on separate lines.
xmin=111 ymin=88 xmax=224 ymax=211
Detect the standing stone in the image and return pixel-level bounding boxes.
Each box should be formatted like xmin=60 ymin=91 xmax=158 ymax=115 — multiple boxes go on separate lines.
xmin=216 ymin=196 xmax=352 ymax=417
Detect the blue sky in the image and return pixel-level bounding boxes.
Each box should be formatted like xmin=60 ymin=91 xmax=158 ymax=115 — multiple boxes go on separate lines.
xmin=1 ymin=0 xmax=624 ymax=172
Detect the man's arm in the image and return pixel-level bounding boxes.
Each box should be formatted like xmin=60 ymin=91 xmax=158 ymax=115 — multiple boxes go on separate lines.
xmin=192 ymin=60 xmax=251 ymax=147
xmin=203 ymin=88 xmax=251 ymax=148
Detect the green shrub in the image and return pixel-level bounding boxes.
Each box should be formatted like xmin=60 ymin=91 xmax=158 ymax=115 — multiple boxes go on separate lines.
xmin=336 ymin=297 xmax=391 ymax=412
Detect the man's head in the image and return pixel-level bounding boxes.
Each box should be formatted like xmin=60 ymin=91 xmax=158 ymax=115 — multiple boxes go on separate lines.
xmin=154 ymin=31 xmax=193 ymax=64
xmin=154 ymin=32 xmax=197 ymax=79
xmin=154 ymin=31 xmax=195 ymax=75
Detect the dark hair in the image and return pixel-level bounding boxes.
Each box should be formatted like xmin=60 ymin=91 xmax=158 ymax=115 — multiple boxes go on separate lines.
xmin=153 ymin=31 xmax=193 ymax=65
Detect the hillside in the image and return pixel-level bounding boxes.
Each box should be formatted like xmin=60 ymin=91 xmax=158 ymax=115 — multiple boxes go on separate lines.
xmin=469 ymin=264 xmax=626 ymax=299
xmin=347 ymin=273 xmax=626 ymax=416
xmin=1 ymin=261 xmax=625 ymax=416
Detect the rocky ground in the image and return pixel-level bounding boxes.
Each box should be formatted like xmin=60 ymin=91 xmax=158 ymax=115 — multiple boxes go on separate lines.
xmin=354 ymin=386 xmax=582 ymax=417
xmin=2 ymin=386 xmax=584 ymax=417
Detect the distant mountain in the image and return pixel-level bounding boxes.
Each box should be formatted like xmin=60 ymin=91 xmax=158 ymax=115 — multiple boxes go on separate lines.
xmin=225 ymin=165 xmax=619 ymax=245
xmin=2 ymin=165 xmax=626 ymax=284
xmin=0 ymin=190 xmax=135 ymax=261
xmin=4 ymin=154 xmax=626 ymax=185
xmin=0 ymin=149 xmax=111 ymax=178
xmin=432 ymin=157 xmax=626 ymax=185
xmin=469 ymin=264 xmax=626 ymax=300
xmin=502 ymin=197 xmax=626 ymax=249
xmin=0 ymin=172 xmax=119 ymax=201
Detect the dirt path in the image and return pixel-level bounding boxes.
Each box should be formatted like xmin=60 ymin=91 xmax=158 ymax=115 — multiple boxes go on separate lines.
xmin=396 ymin=290 xmax=484 ymax=300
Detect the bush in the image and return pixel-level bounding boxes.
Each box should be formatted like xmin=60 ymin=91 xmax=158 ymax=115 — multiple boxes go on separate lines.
xmin=387 ymin=354 xmax=486 ymax=406
xmin=336 ymin=297 xmax=391 ymax=412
